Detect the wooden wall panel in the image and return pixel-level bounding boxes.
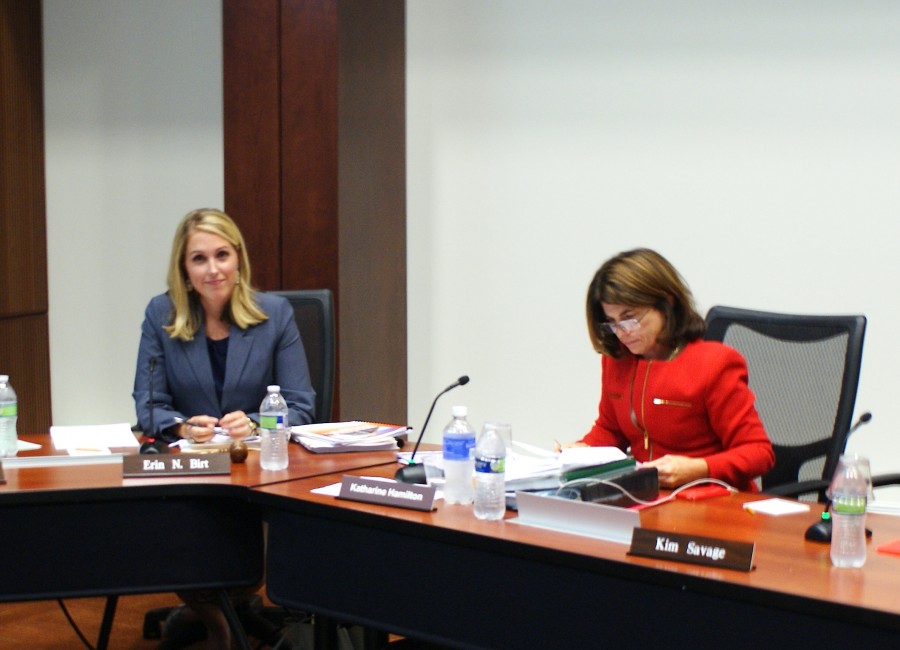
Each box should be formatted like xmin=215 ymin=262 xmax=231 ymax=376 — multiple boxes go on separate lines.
xmin=280 ymin=0 xmax=339 ymax=294
xmin=222 ymin=0 xmax=406 ymax=424
xmin=0 ymin=315 xmax=51 ymax=434
xmin=0 ymin=0 xmax=51 ymax=433
xmin=222 ymin=0 xmax=282 ymax=291
xmin=0 ymin=0 xmax=47 ymax=317
xmin=336 ymin=1 xmax=406 ymax=422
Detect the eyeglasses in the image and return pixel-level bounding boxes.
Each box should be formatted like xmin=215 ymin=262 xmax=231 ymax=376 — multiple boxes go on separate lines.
xmin=600 ymin=309 xmax=649 ymax=335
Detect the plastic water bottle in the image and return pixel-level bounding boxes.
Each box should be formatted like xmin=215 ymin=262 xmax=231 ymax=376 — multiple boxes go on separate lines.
xmin=0 ymin=375 xmax=18 ymax=457
xmin=474 ymin=423 xmax=507 ymax=520
xmin=259 ymin=385 xmax=289 ymax=470
xmin=442 ymin=406 xmax=475 ymax=505
xmin=829 ymin=454 xmax=869 ymax=568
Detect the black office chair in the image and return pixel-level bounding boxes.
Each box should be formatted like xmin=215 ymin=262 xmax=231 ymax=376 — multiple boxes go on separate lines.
xmin=704 ymin=306 xmax=866 ymax=502
xmin=143 ymin=289 xmax=337 ymax=647
xmin=270 ymin=288 xmax=336 ymax=424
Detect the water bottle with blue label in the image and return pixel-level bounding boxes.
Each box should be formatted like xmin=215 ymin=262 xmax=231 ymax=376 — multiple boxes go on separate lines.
xmin=442 ymin=406 xmax=475 ymax=505
xmin=474 ymin=422 xmax=508 ymax=520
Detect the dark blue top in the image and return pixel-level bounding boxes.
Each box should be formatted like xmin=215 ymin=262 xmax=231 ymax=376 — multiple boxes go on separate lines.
xmin=207 ymin=336 xmax=229 ymax=405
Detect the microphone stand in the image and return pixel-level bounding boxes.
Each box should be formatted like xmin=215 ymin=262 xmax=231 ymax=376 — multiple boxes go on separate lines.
xmin=140 ymin=357 xmax=164 ymax=454
xmin=395 ymin=376 xmax=470 ymax=484
xmin=804 ymin=412 xmax=873 ymax=542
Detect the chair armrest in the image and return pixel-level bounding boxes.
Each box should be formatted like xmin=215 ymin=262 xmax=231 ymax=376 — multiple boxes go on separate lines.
xmin=762 ymin=479 xmax=829 ymax=500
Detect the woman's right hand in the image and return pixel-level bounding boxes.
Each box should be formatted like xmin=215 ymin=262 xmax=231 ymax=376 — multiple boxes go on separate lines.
xmin=554 ymin=440 xmax=589 ymax=453
xmin=179 ymin=415 xmax=219 ymax=443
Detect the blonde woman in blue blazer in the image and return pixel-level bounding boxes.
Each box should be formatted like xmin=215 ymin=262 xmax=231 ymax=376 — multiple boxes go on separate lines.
xmin=132 ymin=208 xmax=316 ymax=647
xmin=132 ymin=207 xmax=316 ymax=444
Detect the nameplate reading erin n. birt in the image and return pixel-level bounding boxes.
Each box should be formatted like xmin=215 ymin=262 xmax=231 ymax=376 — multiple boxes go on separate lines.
xmin=338 ymin=475 xmax=436 ymax=512
xmin=122 ymin=453 xmax=231 ymax=478
xmin=628 ymin=527 xmax=755 ymax=572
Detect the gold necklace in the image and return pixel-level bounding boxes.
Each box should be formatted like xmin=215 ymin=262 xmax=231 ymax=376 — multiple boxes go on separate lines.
xmin=628 ymin=359 xmax=654 ymax=452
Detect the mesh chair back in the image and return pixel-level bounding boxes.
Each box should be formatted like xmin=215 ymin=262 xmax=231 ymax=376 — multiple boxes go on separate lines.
xmin=270 ymin=289 xmax=335 ymax=424
xmin=705 ymin=306 xmax=866 ymax=500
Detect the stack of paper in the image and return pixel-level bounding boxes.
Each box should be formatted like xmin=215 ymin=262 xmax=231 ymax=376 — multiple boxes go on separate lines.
xmin=291 ymin=421 xmax=409 ymax=453
xmin=558 ymin=446 xmax=628 ymax=471
xmin=506 ymin=446 xmax=631 ymax=491
xmin=49 ymin=423 xmax=140 ymax=455
xmin=504 ymin=455 xmax=565 ymax=491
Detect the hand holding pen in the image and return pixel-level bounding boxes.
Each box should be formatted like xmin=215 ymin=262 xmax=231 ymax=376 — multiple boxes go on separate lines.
xmin=173 ymin=416 xmax=228 ymax=443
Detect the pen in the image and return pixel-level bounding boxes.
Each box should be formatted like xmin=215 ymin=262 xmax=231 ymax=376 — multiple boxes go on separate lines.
xmin=173 ymin=417 xmax=229 ymax=436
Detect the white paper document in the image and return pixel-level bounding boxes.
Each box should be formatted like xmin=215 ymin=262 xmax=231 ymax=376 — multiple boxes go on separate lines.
xmin=292 ymin=421 xmax=407 ymax=453
xmin=558 ymin=446 xmax=627 ymax=470
xmin=50 ymin=422 xmax=139 ymax=452
xmin=742 ymin=498 xmax=810 ymax=516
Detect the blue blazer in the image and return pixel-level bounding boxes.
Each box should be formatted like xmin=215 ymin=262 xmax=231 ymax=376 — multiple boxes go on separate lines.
xmin=133 ymin=292 xmax=316 ymax=440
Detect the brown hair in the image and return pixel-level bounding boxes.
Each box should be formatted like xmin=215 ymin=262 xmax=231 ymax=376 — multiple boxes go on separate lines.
xmin=586 ymin=248 xmax=706 ymax=357
xmin=164 ymin=208 xmax=267 ymax=341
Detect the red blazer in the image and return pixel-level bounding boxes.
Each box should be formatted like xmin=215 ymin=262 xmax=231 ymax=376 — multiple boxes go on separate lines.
xmin=581 ymin=340 xmax=774 ymax=492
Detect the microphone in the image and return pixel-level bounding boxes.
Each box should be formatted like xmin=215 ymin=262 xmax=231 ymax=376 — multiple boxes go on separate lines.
xmin=140 ymin=356 xmax=166 ymax=454
xmin=395 ymin=375 xmax=470 ymax=484
xmin=804 ymin=411 xmax=872 ymax=542
xmin=849 ymin=411 xmax=872 ymax=435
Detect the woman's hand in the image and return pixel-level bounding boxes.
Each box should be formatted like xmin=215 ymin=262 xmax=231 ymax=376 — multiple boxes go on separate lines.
xmin=642 ymin=455 xmax=708 ymax=488
xmin=219 ymin=410 xmax=254 ymax=439
xmin=179 ymin=415 xmax=219 ymax=443
xmin=554 ymin=440 xmax=589 ymax=453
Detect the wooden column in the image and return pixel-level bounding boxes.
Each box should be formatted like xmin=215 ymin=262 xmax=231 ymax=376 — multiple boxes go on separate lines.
xmin=0 ymin=0 xmax=51 ymax=433
xmin=223 ymin=0 xmax=406 ymax=424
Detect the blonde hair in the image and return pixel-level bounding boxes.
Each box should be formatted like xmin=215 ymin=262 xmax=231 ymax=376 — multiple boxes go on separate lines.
xmin=164 ymin=208 xmax=267 ymax=341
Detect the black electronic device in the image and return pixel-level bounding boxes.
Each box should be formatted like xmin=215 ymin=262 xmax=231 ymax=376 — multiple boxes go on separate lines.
xmin=395 ymin=375 xmax=470 ymax=484
xmin=507 ymin=466 xmax=659 ymax=511
xmin=804 ymin=508 xmax=872 ymax=543
xmin=569 ymin=466 xmax=659 ymax=507
xmin=805 ymin=514 xmax=833 ymax=543
xmin=802 ymin=411 xmax=872 ymax=542
xmin=139 ymin=356 xmax=168 ymax=454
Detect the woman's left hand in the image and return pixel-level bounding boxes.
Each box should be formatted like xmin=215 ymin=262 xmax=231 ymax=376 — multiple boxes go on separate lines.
xmin=219 ymin=411 xmax=254 ymax=439
xmin=642 ymin=455 xmax=709 ymax=488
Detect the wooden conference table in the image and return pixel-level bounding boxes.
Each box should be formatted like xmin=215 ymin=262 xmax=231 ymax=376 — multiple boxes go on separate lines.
xmin=256 ymin=463 xmax=900 ymax=649
xmin=4 ymin=436 xmax=900 ymax=648
xmin=0 ymin=434 xmax=399 ymax=648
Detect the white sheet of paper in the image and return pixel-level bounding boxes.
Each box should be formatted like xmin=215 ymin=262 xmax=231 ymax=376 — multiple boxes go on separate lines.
xmin=558 ymin=446 xmax=627 ymax=469
xmin=50 ymin=423 xmax=139 ymax=450
xmin=17 ymin=439 xmax=41 ymax=451
xmin=742 ymin=498 xmax=810 ymax=516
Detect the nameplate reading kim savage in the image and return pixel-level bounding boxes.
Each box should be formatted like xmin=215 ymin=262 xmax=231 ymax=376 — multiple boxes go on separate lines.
xmin=123 ymin=452 xmax=231 ymax=478
xmin=338 ymin=475 xmax=436 ymax=512
xmin=629 ymin=528 xmax=755 ymax=572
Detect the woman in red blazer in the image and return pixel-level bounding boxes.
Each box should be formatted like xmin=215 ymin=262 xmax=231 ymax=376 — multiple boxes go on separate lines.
xmin=566 ymin=248 xmax=774 ymax=492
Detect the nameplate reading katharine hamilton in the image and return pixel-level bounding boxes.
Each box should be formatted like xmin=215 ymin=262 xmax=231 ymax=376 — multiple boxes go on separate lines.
xmin=628 ymin=528 xmax=755 ymax=572
xmin=338 ymin=475 xmax=436 ymax=511
xmin=123 ymin=452 xmax=231 ymax=478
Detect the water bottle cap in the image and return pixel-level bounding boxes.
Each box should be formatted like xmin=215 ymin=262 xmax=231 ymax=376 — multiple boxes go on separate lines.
xmin=0 ymin=375 xmax=7 ymax=383
xmin=267 ymin=385 xmax=281 ymax=393
xmin=451 ymin=405 xmax=467 ymax=417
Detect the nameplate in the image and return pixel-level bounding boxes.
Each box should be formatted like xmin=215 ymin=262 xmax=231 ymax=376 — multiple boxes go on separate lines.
xmin=628 ymin=527 xmax=755 ymax=572
xmin=337 ymin=475 xmax=436 ymax=511
xmin=122 ymin=452 xmax=231 ymax=478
